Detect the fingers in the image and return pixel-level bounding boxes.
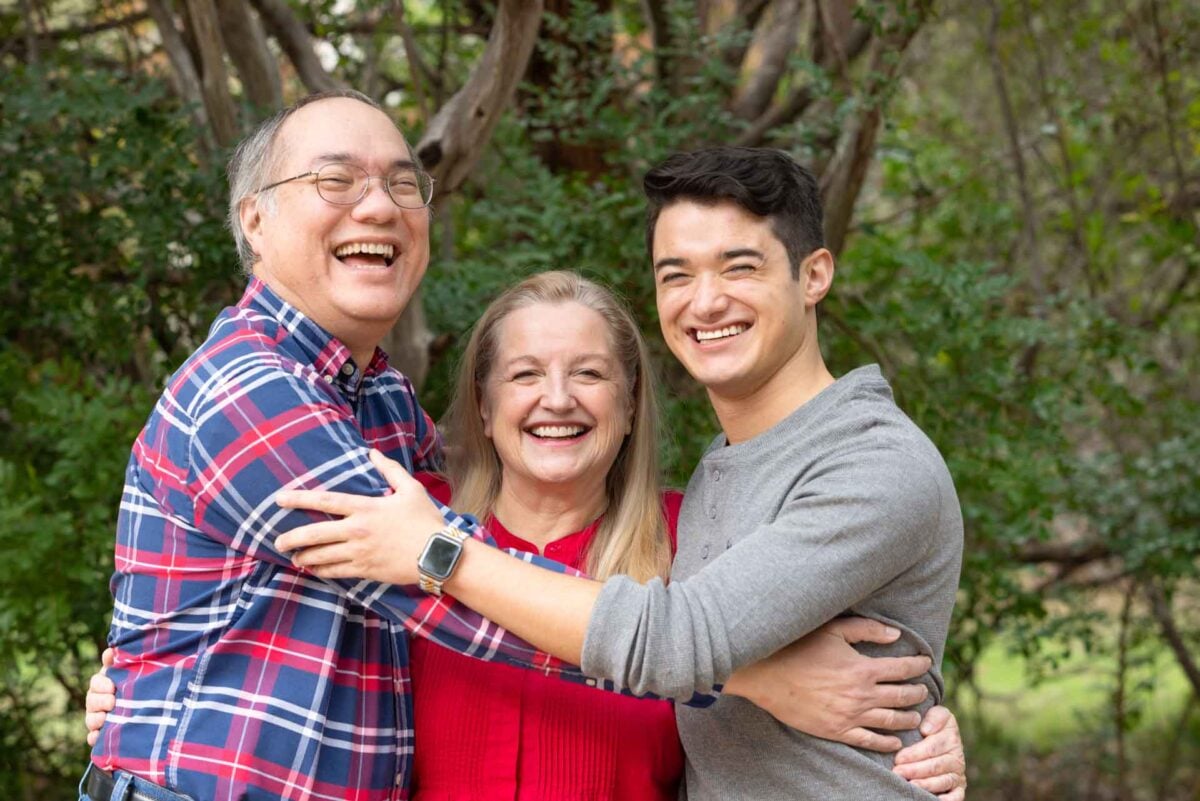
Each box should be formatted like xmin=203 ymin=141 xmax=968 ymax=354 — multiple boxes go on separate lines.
xmin=841 ymin=727 xmax=904 ymax=753
xmin=101 ymin=647 xmax=115 ymax=668
xmin=856 ymin=707 xmax=922 ymax=731
xmin=290 ymin=542 xmax=356 ymax=569
xmin=895 ymin=708 xmax=961 ymax=765
xmin=911 ymin=773 xmax=962 ymax=795
xmin=275 ymin=520 xmax=354 ymax=553
xmin=894 ymin=751 xmax=965 ymax=781
xmin=937 ymin=788 xmax=965 ymax=801
xmin=274 ymin=489 xmax=363 ymax=516
xmin=870 ymin=655 xmax=933 ymax=683
xmin=85 ymin=710 xmax=109 ymax=733
xmin=868 ymin=681 xmax=929 ymax=709
xmin=87 ymin=730 xmax=100 ymax=747
xmin=88 ymin=673 xmax=116 ymax=697
xmin=368 ymin=449 xmax=417 ymax=489
xmin=823 ymin=617 xmax=902 ymax=645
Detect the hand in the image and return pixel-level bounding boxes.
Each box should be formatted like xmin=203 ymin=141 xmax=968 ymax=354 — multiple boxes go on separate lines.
xmin=893 ymin=704 xmax=967 ymax=800
xmin=724 ymin=617 xmax=931 ymax=752
xmin=85 ymin=647 xmax=117 ymax=747
xmin=275 ymin=449 xmax=449 ymax=584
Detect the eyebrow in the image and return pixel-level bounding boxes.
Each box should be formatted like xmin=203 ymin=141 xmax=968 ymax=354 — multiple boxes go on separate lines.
xmin=311 ymin=153 xmax=419 ymax=170
xmin=723 ymin=248 xmax=765 ymax=261
xmin=653 ymin=247 xmax=765 ymax=272
xmin=499 ymin=352 xmax=613 ymax=368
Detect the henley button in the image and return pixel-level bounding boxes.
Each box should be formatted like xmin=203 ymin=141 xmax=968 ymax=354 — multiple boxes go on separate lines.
xmin=323 ymin=374 xmax=334 ymax=384
xmin=713 ymin=469 xmax=721 ymax=481
xmin=701 ymin=544 xmax=710 ymax=559
xmin=708 ymin=506 xmax=717 ymax=518
xmin=586 ymin=678 xmax=597 ymax=687
xmin=341 ymin=363 xmax=355 ymax=376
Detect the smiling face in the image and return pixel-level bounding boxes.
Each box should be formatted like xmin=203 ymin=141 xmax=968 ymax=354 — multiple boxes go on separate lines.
xmin=653 ymin=200 xmax=832 ymax=409
xmin=241 ymin=97 xmax=430 ymax=360
xmin=480 ymin=302 xmax=633 ymax=499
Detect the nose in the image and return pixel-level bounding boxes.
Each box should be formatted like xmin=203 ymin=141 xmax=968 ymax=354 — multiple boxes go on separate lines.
xmin=539 ymin=372 xmax=577 ymax=412
xmin=690 ymin=273 xmax=730 ymax=319
xmin=351 ymin=177 xmax=399 ymax=224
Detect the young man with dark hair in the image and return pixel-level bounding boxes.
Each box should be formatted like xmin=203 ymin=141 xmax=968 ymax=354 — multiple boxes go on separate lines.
xmin=278 ymin=145 xmax=966 ymax=799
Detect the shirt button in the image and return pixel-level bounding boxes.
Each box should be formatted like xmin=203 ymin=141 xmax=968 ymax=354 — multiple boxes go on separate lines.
xmin=586 ymin=678 xmax=597 ymax=687
xmin=726 ymin=539 xmax=733 ymax=550
xmin=701 ymin=544 xmax=710 ymax=559
xmin=713 ymin=469 xmax=721 ymax=482
xmin=341 ymin=363 xmax=355 ymax=376
xmin=323 ymin=374 xmax=334 ymax=384
xmin=708 ymin=506 xmax=717 ymax=518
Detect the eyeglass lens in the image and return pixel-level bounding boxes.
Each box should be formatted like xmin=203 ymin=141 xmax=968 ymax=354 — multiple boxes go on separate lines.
xmin=315 ymin=163 xmax=432 ymax=208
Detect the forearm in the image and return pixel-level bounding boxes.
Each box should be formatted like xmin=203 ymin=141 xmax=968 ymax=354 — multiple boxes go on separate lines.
xmin=443 ymin=538 xmax=604 ymax=665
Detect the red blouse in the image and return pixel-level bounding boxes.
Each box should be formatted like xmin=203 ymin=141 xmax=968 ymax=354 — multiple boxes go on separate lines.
xmin=409 ymin=474 xmax=685 ymax=801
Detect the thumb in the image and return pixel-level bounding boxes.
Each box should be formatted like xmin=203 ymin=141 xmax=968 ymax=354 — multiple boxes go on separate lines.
xmin=369 ymin=448 xmax=417 ymax=491
xmin=823 ymin=616 xmax=901 ymax=645
xmin=920 ymin=704 xmax=952 ymax=736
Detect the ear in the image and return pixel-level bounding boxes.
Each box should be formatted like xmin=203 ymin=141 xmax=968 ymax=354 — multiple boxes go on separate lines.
xmin=479 ymin=392 xmax=493 ymax=440
xmin=801 ymin=248 xmax=835 ymax=306
xmin=239 ymin=195 xmax=265 ymax=261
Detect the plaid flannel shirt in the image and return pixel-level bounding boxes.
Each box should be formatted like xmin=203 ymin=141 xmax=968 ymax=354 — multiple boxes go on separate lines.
xmin=89 ymin=278 xmax=637 ymax=801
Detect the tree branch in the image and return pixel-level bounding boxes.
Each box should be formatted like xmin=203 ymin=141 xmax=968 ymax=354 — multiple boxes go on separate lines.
xmin=731 ymin=0 xmax=803 ymax=121
xmin=1147 ymin=582 xmax=1200 ymax=698
xmin=414 ymin=0 xmax=544 ymax=193
xmin=249 ymin=0 xmax=341 ymax=93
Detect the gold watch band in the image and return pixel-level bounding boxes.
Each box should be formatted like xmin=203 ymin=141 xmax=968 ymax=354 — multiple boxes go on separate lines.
xmin=417 ymin=526 xmax=469 ymax=596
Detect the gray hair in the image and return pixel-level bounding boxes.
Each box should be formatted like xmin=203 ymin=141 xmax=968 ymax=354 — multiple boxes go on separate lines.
xmin=226 ymin=90 xmax=394 ymax=273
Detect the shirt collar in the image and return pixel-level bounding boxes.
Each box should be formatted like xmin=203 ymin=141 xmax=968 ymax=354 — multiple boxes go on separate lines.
xmin=238 ymin=277 xmax=392 ymax=389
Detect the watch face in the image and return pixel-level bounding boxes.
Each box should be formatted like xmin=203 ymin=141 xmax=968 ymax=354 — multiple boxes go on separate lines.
xmin=419 ymin=534 xmax=463 ymax=580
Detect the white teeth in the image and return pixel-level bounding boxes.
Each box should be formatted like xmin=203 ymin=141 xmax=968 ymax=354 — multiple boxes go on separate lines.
xmin=529 ymin=425 xmax=586 ymax=439
xmin=334 ymin=242 xmax=396 ymax=259
xmin=695 ymin=325 xmax=747 ymax=342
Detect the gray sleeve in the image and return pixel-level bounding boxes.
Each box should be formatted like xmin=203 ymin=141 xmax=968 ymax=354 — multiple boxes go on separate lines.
xmin=580 ymin=449 xmax=944 ymax=697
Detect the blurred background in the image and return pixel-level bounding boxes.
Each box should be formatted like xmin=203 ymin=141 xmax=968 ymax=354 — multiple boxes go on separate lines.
xmin=1 ymin=1 xmax=1197 ymax=798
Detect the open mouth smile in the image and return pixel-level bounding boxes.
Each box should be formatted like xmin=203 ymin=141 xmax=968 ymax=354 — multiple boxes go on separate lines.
xmin=526 ymin=424 xmax=591 ymax=441
xmin=333 ymin=241 xmax=398 ymax=269
xmin=691 ymin=324 xmax=749 ymax=343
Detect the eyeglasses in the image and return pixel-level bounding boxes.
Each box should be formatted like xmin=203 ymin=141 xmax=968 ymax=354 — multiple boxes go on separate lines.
xmin=260 ymin=162 xmax=435 ymax=209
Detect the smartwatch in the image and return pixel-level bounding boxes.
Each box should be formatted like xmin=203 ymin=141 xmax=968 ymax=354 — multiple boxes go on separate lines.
xmin=417 ymin=525 xmax=469 ymax=596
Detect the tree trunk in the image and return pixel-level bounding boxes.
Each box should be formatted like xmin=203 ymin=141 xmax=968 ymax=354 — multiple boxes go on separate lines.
xmin=731 ymin=0 xmax=803 ymax=121
xmin=215 ymin=0 xmax=282 ymax=113
xmin=145 ymin=0 xmax=213 ymax=148
xmin=181 ymin=0 xmax=240 ymax=146
xmin=385 ymin=0 xmax=545 ymax=387
xmin=415 ymin=0 xmax=545 ymax=193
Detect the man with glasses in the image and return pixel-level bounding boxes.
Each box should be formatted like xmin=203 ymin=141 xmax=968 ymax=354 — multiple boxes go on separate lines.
xmin=83 ymin=93 xmax=956 ymax=801
xmin=84 ymin=91 xmax=570 ymax=801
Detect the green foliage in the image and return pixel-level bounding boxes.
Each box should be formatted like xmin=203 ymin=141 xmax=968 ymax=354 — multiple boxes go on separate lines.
xmin=0 ymin=61 xmax=237 ymax=795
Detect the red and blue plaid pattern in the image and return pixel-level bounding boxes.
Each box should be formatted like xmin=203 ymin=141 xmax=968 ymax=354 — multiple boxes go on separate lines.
xmin=89 ymin=279 xmax=607 ymax=801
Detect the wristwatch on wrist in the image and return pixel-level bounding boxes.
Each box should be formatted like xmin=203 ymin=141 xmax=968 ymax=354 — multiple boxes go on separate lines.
xmin=417 ymin=525 xmax=469 ymax=596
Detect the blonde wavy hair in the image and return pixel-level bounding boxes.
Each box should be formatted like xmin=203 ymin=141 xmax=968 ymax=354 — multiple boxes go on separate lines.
xmin=443 ymin=271 xmax=672 ymax=583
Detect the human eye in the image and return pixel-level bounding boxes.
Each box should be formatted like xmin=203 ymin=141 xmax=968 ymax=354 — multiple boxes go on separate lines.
xmin=657 ymin=270 xmax=687 ymax=285
xmin=388 ymin=170 xmax=421 ymax=195
xmin=317 ymin=164 xmax=359 ymax=194
xmin=726 ymin=262 xmax=757 ymax=275
xmin=510 ymin=369 xmax=539 ymax=382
